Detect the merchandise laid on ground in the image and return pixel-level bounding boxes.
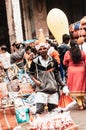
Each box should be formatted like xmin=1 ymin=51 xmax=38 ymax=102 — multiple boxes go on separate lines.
xmin=0 ymin=91 xmax=79 ymax=130
xmin=0 ymin=102 xmax=79 ymax=130
xmin=0 ymin=65 xmax=78 ymax=130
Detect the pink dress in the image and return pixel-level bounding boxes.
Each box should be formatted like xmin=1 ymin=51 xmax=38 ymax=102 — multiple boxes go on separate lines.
xmin=63 ymin=50 xmax=86 ymax=96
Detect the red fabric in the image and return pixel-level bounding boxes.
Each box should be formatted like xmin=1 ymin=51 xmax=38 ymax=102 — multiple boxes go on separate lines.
xmin=0 ymin=110 xmax=8 ymax=130
xmin=0 ymin=107 xmax=17 ymax=130
xmin=58 ymin=94 xmax=74 ymax=108
xmin=50 ymin=50 xmax=60 ymax=64
xmin=63 ymin=51 xmax=86 ymax=94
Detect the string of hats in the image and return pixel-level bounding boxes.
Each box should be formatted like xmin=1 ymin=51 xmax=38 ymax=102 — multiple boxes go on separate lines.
xmin=69 ymin=16 xmax=86 ymax=44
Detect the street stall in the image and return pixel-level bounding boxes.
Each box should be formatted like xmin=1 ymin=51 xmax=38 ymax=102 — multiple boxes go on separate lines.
xmin=0 ymin=65 xmax=79 ymax=130
xmin=0 ymin=63 xmax=34 ymax=129
xmin=0 ymin=16 xmax=79 ymax=129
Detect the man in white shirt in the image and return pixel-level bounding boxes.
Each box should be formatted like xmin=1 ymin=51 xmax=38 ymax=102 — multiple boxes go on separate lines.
xmin=0 ymin=45 xmax=11 ymax=70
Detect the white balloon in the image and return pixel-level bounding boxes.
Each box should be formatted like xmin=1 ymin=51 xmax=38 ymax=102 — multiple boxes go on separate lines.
xmin=47 ymin=8 xmax=69 ymax=44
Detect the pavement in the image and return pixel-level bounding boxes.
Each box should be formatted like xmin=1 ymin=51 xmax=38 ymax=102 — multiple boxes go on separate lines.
xmin=70 ymin=104 xmax=86 ymax=130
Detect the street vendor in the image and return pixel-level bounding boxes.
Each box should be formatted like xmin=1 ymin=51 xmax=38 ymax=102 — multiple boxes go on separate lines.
xmin=29 ymin=29 xmax=69 ymax=114
xmin=11 ymin=42 xmax=25 ymax=73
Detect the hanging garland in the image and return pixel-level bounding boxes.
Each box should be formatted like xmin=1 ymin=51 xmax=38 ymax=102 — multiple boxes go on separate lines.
xmin=36 ymin=0 xmax=43 ymax=13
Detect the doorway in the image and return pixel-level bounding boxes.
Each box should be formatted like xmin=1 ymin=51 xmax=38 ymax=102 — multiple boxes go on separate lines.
xmin=0 ymin=0 xmax=10 ymax=52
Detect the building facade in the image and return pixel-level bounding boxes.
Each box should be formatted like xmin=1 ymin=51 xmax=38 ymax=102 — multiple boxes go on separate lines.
xmin=0 ymin=0 xmax=86 ymax=51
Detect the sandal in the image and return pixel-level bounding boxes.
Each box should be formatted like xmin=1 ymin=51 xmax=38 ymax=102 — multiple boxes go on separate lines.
xmin=83 ymin=103 xmax=86 ymax=109
xmin=77 ymin=105 xmax=84 ymax=110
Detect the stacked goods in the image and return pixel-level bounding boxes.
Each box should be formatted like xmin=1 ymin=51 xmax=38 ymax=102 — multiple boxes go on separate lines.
xmin=69 ymin=16 xmax=86 ymax=44
xmin=29 ymin=111 xmax=78 ymax=130
xmin=80 ymin=16 xmax=86 ymax=29
xmin=0 ymin=67 xmax=6 ymax=82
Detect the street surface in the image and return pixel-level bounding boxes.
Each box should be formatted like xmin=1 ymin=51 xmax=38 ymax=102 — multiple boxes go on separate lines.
xmin=70 ymin=104 xmax=86 ymax=130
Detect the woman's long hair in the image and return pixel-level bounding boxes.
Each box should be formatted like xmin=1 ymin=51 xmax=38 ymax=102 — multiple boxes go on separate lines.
xmin=69 ymin=40 xmax=82 ymax=64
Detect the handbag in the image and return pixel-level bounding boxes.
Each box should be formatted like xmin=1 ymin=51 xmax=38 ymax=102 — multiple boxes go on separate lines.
xmin=35 ymin=65 xmax=58 ymax=93
xmin=58 ymin=93 xmax=77 ymax=111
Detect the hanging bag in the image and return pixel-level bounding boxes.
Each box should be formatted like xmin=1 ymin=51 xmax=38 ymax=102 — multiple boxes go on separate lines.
xmin=58 ymin=93 xmax=77 ymax=111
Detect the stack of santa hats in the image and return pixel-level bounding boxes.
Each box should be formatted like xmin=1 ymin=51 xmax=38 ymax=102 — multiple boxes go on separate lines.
xmin=35 ymin=29 xmax=49 ymax=50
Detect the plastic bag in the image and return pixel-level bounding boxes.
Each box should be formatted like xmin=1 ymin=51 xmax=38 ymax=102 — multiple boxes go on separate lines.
xmin=7 ymin=79 xmax=20 ymax=92
xmin=7 ymin=68 xmax=17 ymax=80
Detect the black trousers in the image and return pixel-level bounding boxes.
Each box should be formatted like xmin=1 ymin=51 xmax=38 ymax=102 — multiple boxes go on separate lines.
xmin=36 ymin=103 xmax=56 ymax=114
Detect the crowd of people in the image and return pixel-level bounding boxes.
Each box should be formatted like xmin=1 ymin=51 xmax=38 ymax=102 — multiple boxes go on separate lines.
xmin=0 ymin=28 xmax=86 ymax=113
